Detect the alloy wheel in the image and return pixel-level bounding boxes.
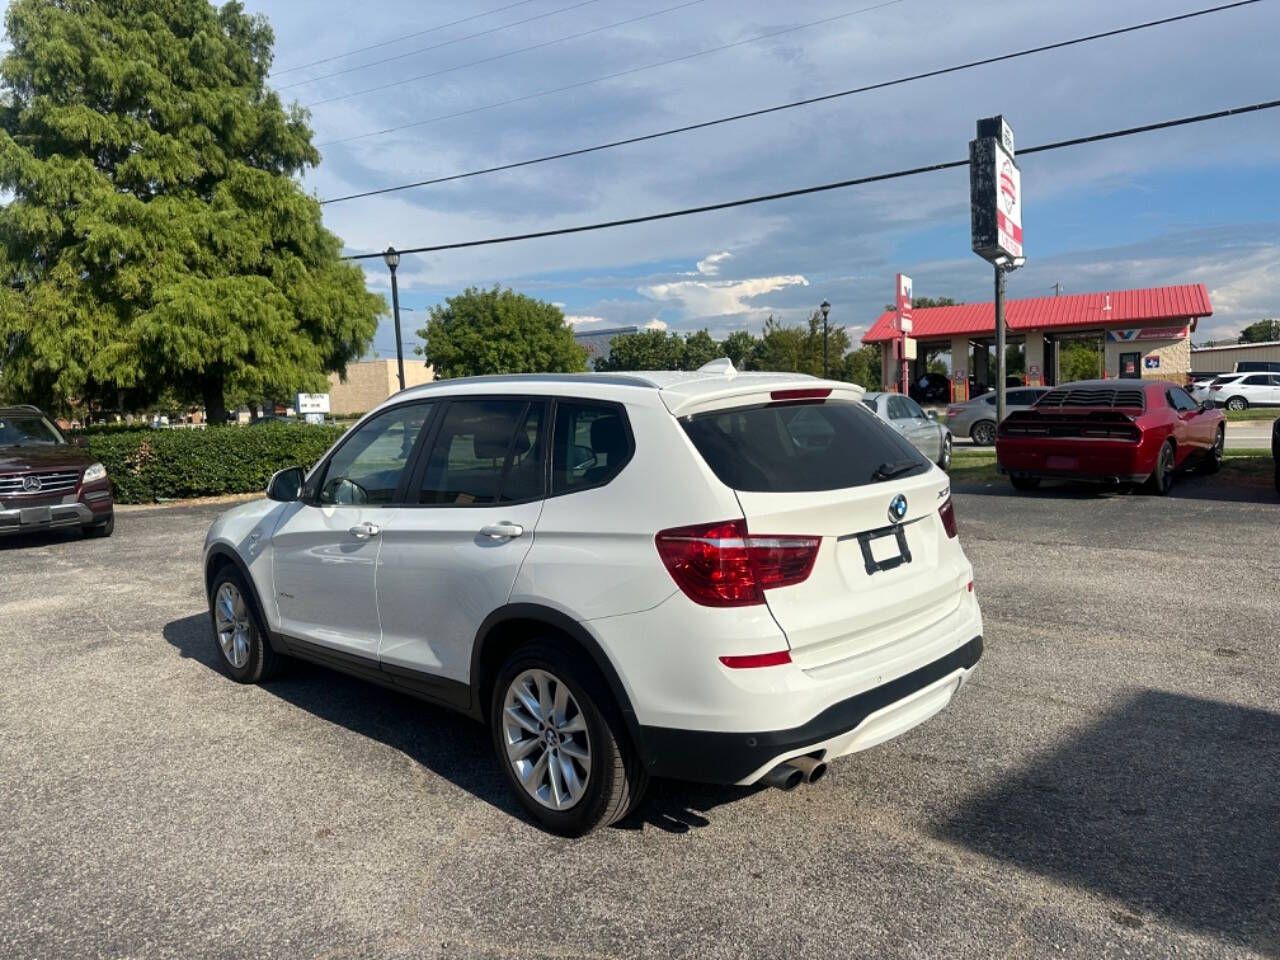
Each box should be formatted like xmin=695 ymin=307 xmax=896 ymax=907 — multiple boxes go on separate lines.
xmin=940 ymin=435 xmax=953 ymax=470
xmin=1160 ymin=444 xmax=1175 ymax=493
xmin=501 ymin=668 xmax=592 ymax=811
xmin=972 ymin=422 xmax=996 ymax=446
xmin=214 ymin=582 xmax=252 ymax=669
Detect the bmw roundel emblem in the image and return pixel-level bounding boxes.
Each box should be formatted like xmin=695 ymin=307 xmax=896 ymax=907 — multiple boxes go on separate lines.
xmin=888 ymin=494 xmax=908 ymax=524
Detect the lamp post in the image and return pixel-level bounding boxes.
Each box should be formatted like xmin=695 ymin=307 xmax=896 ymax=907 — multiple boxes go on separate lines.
xmin=383 ymin=245 xmax=405 ymax=392
xmin=820 ymin=300 xmax=831 ymax=378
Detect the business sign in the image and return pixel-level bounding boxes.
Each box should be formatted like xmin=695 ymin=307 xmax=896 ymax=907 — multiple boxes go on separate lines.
xmin=970 ymin=116 xmax=1023 ymax=263
xmin=1106 ymin=326 xmax=1189 ymax=342
xmin=895 ymin=273 xmax=913 ymax=334
xmin=295 ymin=392 xmax=331 ymax=415
xmin=902 ymin=337 xmax=917 ymax=360
xmin=1143 ymin=355 xmax=1161 ymax=370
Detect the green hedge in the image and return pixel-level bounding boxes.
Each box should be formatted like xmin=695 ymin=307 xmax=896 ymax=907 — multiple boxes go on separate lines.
xmin=86 ymin=423 xmax=347 ymax=504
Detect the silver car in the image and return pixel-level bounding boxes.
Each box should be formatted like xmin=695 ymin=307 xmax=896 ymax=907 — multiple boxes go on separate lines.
xmin=862 ymin=391 xmax=952 ymax=469
xmin=943 ymin=387 xmax=1049 ymax=446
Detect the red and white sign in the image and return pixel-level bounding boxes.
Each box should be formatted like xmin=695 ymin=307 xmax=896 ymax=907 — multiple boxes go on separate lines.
xmin=895 ymin=273 xmax=913 ymax=334
xmin=995 ymin=145 xmax=1022 ymax=258
xmin=1106 ymin=326 xmax=1189 ymax=342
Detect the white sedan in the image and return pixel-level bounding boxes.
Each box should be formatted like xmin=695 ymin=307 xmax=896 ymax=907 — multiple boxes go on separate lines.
xmin=862 ymin=391 xmax=953 ymax=469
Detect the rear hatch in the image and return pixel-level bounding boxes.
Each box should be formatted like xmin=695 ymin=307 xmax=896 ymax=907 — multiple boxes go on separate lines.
xmin=679 ymin=395 xmax=967 ymax=683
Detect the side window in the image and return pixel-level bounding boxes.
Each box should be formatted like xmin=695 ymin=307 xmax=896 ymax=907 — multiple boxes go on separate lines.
xmin=984 ymin=395 xmax=997 ymax=406
xmin=552 ymin=401 xmax=632 ymax=494
xmin=1171 ymin=387 xmax=1197 ymax=412
xmin=1242 ymin=375 xmax=1268 ymax=386
xmin=902 ymin=398 xmax=927 ymax=419
xmin=317 ymin=403 xmax=432 ymax=505
xmin=419 ymin=399 xmax=546 ymax=506
xmin=886 ymin=396 xmax=909 ymax=420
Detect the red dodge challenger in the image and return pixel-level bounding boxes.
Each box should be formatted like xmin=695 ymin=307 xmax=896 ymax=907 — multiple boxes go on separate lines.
xmin=996 ymin=379 xmax=1225 ymax=495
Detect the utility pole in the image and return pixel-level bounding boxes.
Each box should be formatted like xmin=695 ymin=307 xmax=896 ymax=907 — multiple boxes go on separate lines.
xmin=995 ymin=265 xmax=1008 ymax=425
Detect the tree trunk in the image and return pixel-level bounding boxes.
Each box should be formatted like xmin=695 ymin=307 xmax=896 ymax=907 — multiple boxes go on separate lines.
xmin=201 ymin=375 xmax=227 ymax=426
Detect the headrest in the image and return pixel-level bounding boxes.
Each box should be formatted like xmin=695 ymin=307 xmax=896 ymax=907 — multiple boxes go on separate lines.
xmin=589 ymin=415 xmax=626 ymax=459
xmin=474 ymin=424 xmax=531 ymax=460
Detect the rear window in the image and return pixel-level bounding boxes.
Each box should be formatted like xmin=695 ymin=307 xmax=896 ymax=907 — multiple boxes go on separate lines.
xmin=681 ymin=401 xmax=928 ymax=493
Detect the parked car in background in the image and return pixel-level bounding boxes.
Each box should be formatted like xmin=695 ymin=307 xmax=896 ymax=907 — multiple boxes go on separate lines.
xmin=996 ymin=380 xmax=1225 ymax=495
xmin=1234 ymin=361 xmax=1280 ymax=373
xmin=203 ymin=367 xmax=982 ymax=835
xmin=1210 ymin=373 xmax=1280 ymax=410
xmin=1187 ymin=375 xmax=1220 ymax=404
xmin=0 ymin=405 xmax=114 ymax=537
xmin=862 ymin=391 xmax=953 ymax=469
xmin=908 ymin=372 xmax=952 ymax=405
xmin=944 ymin=387 xmax=1050 ymax=446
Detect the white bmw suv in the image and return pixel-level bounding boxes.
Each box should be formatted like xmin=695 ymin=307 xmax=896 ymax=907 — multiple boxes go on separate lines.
xmin=203 ymin=364 xmax=983 ymax=835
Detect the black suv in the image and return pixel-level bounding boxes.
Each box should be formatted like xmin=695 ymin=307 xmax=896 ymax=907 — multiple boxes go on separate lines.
xmin=0 ymin=405 xmax=114 ymax=538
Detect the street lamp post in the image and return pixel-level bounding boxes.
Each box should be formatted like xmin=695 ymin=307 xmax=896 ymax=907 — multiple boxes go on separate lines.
xmin=383 ymin=245 xmax=405 ymax=392
xmin=820 ymin=300 xmax=831 ymax=378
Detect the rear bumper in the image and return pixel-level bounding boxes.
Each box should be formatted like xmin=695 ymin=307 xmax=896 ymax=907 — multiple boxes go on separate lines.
xmin=637 ymin=635 xmax=982 ymax=785
xmin=996 ymin=437 xmax=1155 ymax=482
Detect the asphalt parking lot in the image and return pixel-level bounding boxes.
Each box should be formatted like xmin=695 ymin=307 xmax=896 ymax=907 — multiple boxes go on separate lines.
xmin=2 ymin=476 xmax=1277 ymax=959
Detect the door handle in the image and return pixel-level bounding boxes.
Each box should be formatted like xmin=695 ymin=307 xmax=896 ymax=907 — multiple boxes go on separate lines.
xmin=480 ymin=522 xmax=524 ymax=540
xmin=348 ymin=522 xmax=381 ymax=540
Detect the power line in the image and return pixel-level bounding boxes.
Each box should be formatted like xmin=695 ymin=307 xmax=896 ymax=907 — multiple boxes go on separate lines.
xmin=277 ymin=0 xmax=605 ymax=92
xmin=304 ymin=0 xmax=710 ymax=109
xmin=319 ymin=0 xmax=1261 ymax=200
xmin=316 ymin=0 xmax=906 ymax=147
xmin=270 ymin=0 xmax=538 ymax=77
xmin=340 ymin=98 xmax=1280 ymax=260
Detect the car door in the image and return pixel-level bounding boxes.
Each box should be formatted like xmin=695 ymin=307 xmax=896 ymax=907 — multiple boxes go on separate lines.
xmin=270 ymin=401 xmax=435 ymax=658
xmin=1269 ymin=374 xmax=1280 ymax=406
xmin=898 ymin=396 xmax=941 ymax=460
xmin=375 ymin=397 xmax=547 ymax=686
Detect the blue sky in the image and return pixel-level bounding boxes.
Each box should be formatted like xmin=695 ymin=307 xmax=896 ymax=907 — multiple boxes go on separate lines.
xmin=253 ymin=0 xmax=1280 ymax=358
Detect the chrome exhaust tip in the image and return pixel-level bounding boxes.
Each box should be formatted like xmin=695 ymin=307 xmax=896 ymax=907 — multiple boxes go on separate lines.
xmin=760 ymin=762 xmax=804 ymax=791
xmin=788 ymin=755 xmax=828 ymax=784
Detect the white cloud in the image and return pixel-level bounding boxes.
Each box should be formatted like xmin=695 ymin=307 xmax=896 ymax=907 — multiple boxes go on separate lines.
xmin=564 ymin=314 xmax=604 ymax=326
xmin=643 ymin=319 xmax=668 ymax=330
xmin=696 ymin=251 xmax=732 ymax=276
xmin=640 ymin=274 xmax=810 ymax=319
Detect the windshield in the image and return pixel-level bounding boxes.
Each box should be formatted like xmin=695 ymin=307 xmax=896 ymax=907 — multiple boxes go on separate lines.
xmin=0 ymin=414 xmax=66 ymax=446
xmin=682 ymin=400 xmax=928 ymax=493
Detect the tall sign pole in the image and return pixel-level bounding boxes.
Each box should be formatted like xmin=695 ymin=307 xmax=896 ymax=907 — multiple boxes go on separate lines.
xmin=895 ymin=273 xmax=913 ymax=395
xmin=970 ymin=115 xmax=1024 ymax=428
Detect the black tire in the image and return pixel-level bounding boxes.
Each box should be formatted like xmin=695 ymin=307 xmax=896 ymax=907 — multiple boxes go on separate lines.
xmin=937 ymin=434 xmax=953 ymax=471
xmin=1010 ymin=474 xmax=1041 ymax=491
xmin=490 ymin=640 xmax=647 ymax=836
xmin=1199 ymin=426 xmax=1224 ymax=474
xmin=971 ymin=420 xmax=997 ymax=446
xmin=84 ymin=512 xmax=114 ymax=538
xmin=1146 ymin=441 xmax=1176 ymax=496
xmin=1226 ymin=396 xmax=1248 ymax=411
xmin=208 ymin=566 xmax=283 ymax=683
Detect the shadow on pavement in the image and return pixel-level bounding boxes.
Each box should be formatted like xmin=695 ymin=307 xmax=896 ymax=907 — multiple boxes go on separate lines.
xmin=0 ymin=526 xmax=85 ymax=550
xmin=163 ymin=612 xmax=745 ymax=834
xmin=933 ymin=690 xmax=1280 ymax=955
xmin=953 ymin=470 xmax=1279 ymax=505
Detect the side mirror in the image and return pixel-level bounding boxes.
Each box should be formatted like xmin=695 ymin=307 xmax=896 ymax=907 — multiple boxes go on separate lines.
xmin=926 ymin=410 xmax=938 ymax=421
xmin=74 ymin=436 xmax=89 ymax=448
xmin=1200 ymin=400 xmax=1214 ymax=413
xmin=267 ymin=466 xmax=306 ymax=502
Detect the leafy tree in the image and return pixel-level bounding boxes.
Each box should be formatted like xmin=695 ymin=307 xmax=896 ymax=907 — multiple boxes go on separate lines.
xmin=757 ymin=312 xmax=851 ymax=377
xmin=1059 ymin=341 xmax=1102 ymax=382
xmin=843 ymin=344 xmax=882 ymax=390
xmin=883 ymin=296 xmax=960 ymax=312
xmin=720 ymin=330 xmax=760 ymax=370
xmin=682 ymin=329 xmax=720 ymax=369
xmin=1239 ymin=318 xmax=1280 ymax=344
xmin=0 ymin=0 xmax=383 ymax=423
xmin=419 ymin=286 xmax=585 ymax=379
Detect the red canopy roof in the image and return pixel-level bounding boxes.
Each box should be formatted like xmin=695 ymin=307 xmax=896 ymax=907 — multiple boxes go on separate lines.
xmin=861 ymin=283 xmax=1211 ymax=344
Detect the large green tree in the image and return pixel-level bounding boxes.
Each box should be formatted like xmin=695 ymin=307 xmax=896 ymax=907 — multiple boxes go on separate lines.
xmin=418 ymin=286 xmax=586 ymax=379
xmin=1239 ymin=318 xmax=1280 ymax=344
xmin=0 ymin=0 xmax=383 ymax=422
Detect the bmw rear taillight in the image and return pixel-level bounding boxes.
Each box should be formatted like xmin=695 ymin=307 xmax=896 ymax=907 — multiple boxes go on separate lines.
xmin=939 ymin=498 xmax=958 ymax=538
xmin=655 ymin=519 xmax=820 ymax=607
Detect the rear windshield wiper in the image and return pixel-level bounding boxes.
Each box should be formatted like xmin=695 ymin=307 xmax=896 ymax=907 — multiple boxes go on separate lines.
xmin=870 ymin=459 xmax=919 ymax=482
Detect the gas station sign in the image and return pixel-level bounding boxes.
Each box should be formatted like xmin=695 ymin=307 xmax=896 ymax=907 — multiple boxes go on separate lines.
xmin=970 ymin=115 xmax=1023 ymax=263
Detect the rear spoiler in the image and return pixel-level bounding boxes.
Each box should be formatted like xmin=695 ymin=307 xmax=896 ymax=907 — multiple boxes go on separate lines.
xmin=661 ymin=381 xmax=866 ymax=418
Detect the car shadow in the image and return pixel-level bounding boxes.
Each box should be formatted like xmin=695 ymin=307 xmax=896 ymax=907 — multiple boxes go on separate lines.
xmin=163 ymin=613 xmax=749 ymax=834
xmin=954 ymin=470 xmax=1279 ymax=505
xmin=933 ymin=690 xmax=1280 ymax=955
xmin=0 ymin=526 xmax=86 ymax=550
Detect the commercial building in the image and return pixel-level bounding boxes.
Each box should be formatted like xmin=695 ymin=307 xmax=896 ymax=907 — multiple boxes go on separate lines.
xmin=1189 ymin=340 xmax=1280 ymax=374
xmin=327 ymin=358 xmax=434 ymax=417
xmin=862 ymin=283 xmax=1211 ymax=401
